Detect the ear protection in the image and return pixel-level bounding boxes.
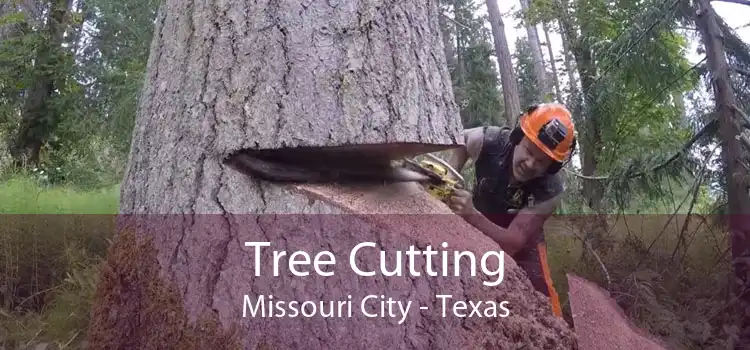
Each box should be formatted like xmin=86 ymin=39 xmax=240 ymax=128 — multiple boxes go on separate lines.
xmin=508 ymin=104 xmax=577 ymax=174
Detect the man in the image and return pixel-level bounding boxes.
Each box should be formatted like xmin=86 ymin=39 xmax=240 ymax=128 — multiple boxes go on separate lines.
xmin=445 ymin=103 xmax=577 ymax=318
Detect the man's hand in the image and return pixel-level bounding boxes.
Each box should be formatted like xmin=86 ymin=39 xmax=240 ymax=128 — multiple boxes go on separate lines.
xmin=447 ymin=189 xmax=477 ymax=215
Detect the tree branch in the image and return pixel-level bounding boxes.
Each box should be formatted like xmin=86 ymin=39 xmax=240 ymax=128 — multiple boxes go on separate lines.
xmin=731 ymin=66 xmax=750 ymax=78
xmin=565 ymin=119 xmax=719 ymax=181
xmin=713 ymin=0 xmax=750 ymax=6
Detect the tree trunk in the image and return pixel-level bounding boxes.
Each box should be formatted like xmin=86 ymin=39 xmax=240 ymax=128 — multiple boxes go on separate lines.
xmin=542 ymin=22 xmax=563 ymax=102
xmin=86 ymin=1 xmax=576 ymax=348
xmin=555 ymin=1 xmax=603 ymax=212
xmin=519 ymin=0 xmax=550 ymax=101
xmin=10 ymin=0 xmax=72 ymax=166
xmin=560 ymin=29 xmax=578 ymax=103
xmin=485 ymin=0 xmax=521 ymax=125
xmin=453 ymin=0 xmax=466 ymax=87
xmin=695 ymin=0 xmax=750 ymax=346
xmin=438 ymin=3 xmax=456 ymax=73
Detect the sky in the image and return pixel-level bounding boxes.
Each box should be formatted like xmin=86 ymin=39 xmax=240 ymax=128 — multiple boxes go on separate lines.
xmin=476 ymin=1 xmax=750 ymax=170
xmin=485 ymin=0 xmax=750 ymax=69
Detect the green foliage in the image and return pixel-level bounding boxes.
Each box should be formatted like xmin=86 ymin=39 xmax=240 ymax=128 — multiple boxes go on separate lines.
xmin=458 ymin=42 xmax=504 ymax=127
xmin=514 ymin=37 xmax=543 ymax=108
xmin=441 ymin=0 xmax=504 ymax=128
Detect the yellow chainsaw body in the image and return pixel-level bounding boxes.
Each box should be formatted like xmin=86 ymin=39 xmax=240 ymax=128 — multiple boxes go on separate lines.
xmin=416 ymin=159 xmax=461 ymax=202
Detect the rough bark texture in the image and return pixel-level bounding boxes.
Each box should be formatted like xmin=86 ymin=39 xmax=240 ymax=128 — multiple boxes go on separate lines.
xmin=485 ymin=0 xmax=521 ymax=125
xmin=92 ymin=0 xmax=581 ymax=348
xmin=694 ymin=0 xmax=750 ymax=346
xmin=121 ymin=0 xmax=464 ymax=214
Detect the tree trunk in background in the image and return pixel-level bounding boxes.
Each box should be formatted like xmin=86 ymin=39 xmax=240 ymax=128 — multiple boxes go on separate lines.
xmin=438 ymin=3 xmax=456 ymax=73
xmin=519 ymin=0 xmax=550 ymax=102
xmin=85 ymin=1 xmax=577 ymax=348
xmin=560 ymin=29 xmax=578 ymax=103
xmin=695 ymin=0 xmax=750 ymax=347
xmin=672 ymin=91 xmax=687 ymax=126
xmin=454 ymin=0 xmax=466 ymax=87
xmin=485 ymin=0 xmax=521 ymax=125
xmin=542 ymin=22 xmax=562 ymax=102
xmin=555 ymin=0 xmax=603 ymax=213
xmin=10 ymin=0 xmax=72 ymax=166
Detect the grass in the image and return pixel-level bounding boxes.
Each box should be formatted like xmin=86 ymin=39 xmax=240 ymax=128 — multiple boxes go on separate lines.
xmin=0 ymin=176 xmax=119 ymax=214
xmin=0 ymin=174 xmax=735 ymax=350
xmin=0 ymin=176 xmax=119 ymax=349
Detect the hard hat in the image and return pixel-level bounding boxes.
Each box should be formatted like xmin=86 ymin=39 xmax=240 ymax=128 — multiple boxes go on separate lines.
xmin=518 ymin=103 xmax=576 ymax=163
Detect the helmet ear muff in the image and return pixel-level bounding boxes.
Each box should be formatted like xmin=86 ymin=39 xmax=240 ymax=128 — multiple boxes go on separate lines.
xmin=509 ymin=126 xmax=524 ymax=145
xmin=547 ymin=135 xmax=577 ymax=174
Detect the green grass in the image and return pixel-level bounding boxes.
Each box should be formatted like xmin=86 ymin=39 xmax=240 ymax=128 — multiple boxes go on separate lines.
xmin=0 ymin=176 xmax=118 ymax=349
xmin=0 ymin=176 xmax=120 ymax=214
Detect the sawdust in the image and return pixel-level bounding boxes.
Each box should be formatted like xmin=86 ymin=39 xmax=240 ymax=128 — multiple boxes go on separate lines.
xmin=567 ymin=273 xmax=669 ymax=350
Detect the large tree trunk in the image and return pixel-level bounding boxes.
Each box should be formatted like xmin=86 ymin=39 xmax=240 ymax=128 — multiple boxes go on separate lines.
xmin=485 ymin=0 xmax=521 ymax=125
xmin=519 ymin=0 xmax=550 ymax=101
xmin=695 ymin=0 xmax=750 ymax=347
xmin=86 ymin=1 xmax=576 ymax=348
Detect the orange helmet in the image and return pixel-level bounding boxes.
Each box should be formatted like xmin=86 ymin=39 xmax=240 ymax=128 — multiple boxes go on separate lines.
xmin=518 ymin=103 xmax=576 ymax=162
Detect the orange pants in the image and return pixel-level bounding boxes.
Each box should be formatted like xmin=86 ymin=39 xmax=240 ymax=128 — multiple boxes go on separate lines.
xmin=514 ymin=241 xmax=562 ymax=318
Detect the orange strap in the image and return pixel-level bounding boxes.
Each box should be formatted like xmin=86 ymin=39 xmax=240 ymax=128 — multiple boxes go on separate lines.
xmin=537 ymin=242 xmax=563 ymax=318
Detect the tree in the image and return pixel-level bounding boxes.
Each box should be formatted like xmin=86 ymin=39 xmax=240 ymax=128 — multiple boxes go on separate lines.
xmin=514 ymin=36 xmax=542 ymax=108
xmin=485 ymin=0 xmax=521 ymax=124
xmin=441 ymin=0 xmax=504 ymax=128
xmin=85 ymin=1 xmax=576 ymax=348
xmin=694 ymin=0 xmax=750 ymax=346
xmin=517 ymin=0 xmax=550 ymax=101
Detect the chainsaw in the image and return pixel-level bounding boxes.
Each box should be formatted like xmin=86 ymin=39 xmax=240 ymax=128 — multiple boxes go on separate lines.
xmin=399 ymin=153 xmax=465 ymax=202
xmin=223 ymin=147 xmax=466 ymax=203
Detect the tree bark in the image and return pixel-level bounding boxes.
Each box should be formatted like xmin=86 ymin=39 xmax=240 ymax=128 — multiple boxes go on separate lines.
xmin=485 ymin=0 xmax=521 ymax=125
xmin=519 ymin=0 xmax=550 ymax=101
xmin=695 ymin=0 xmax=750 ymax=346
xmin=86 ymin=1 xmax=577 ymax=348
xmin=542 ymin=22 xmax=563 ymax=102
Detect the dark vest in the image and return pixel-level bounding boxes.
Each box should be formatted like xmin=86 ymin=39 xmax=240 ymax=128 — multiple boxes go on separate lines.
xmin=471 ymin=126 xmax=537 ymax=229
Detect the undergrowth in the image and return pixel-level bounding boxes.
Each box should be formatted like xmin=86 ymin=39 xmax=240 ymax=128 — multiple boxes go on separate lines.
xmin=0 ymin=174 xmax=735 ymax=350
xmin=0 ymin=175 xmax=118 ymax=349
xmin=545 ymin=214 xmax=733 ymax=350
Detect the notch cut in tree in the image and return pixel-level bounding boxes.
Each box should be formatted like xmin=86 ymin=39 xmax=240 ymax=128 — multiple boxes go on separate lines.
xmin=88 ymin=0 xmax=580 ymax=349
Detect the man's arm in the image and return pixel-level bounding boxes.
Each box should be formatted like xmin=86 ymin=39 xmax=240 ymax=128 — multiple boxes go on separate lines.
xmin=459 ymin=211 xmax=526 ymax=255
xmin=505 ymin=176 xmax=565 ymax=250
xmin=447 ymin=127 xmax=484 ymax=174
xmin=458 ymin=177 xmax=564 ymax=255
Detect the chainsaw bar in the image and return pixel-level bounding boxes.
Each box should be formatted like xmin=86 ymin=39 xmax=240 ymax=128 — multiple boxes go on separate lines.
xmin=224 ymin=149 xmax=432 ymax=184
